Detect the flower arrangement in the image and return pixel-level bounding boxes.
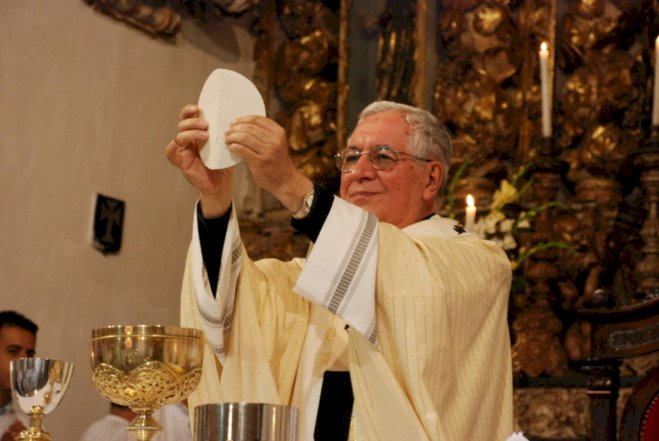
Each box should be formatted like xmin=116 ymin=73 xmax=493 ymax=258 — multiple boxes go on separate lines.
xmin=474 ymin=175 xmax=527 ymax=267
xmin=453 ymin=164 xmax=572 ymax=277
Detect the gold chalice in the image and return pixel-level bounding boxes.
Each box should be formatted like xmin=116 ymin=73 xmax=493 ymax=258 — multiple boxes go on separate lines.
xmin=10 ymin=358 xmax=75 ymax=441
xmin=90 ymin=325 xmax=204 ymax=441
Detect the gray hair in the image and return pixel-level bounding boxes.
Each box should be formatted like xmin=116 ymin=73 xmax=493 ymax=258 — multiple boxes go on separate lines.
xmin=357 ymin=101 xmax=453 ymax=193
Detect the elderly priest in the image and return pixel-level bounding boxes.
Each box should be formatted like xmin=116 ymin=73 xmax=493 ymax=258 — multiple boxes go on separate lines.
xmin=165 ymin=100 xmax=513 ymax=441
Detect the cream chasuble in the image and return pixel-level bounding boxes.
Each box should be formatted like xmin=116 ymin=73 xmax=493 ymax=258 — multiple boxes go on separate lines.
xmin=180 ymin=198 xmax=513 ymax=441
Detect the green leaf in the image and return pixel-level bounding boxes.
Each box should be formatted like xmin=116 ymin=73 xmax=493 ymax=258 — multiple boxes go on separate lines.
xmin=513 ymin=241 xmax=574 ymax=269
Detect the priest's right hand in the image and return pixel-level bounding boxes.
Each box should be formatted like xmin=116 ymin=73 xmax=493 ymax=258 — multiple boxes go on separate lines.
xmin=165 ymin=104 xmax=233 ymax=218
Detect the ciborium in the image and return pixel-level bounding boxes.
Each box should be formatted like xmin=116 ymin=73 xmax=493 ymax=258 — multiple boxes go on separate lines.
xmin=10 ymin=358 xmax=75 ymax=441
xmin=194 ymin=403 xmax=298 ymax=441
xmin=90 ymin=325 xmax=204 ymax=441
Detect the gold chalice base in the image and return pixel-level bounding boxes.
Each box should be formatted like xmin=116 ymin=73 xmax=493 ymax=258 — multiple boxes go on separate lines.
xmin=16 ymin=406 xmax=51 ymax=441
xmin=92 ymin=361 xmax=201 ymax=441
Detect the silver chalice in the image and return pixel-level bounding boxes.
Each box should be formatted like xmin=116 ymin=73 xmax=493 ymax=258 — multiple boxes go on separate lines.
xmin=10 ymin=358 xmax=75 ymax=441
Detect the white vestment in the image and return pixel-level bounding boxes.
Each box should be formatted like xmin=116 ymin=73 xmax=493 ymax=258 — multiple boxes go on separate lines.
xmin=181 ymin=197 xmax=513 ymax=441
xmin=78 ymin=414 xmax=132 ymax=441
xmin=0 ymin=402 xmax=28 ymax=438
xmin=78 ymin=404 xmax=191 ymax=441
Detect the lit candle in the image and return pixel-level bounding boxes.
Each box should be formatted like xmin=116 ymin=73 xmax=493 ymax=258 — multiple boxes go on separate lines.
xmin=465 ymin=194 xmax=476 ymax=232
xmin=653 ymin=36 xmax=659 ymax=126
xmin=539 ymin=42 xmax=551 ymax=137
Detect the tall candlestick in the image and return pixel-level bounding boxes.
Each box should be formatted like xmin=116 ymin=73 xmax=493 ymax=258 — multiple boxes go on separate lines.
xmin=465 ymin=194 xmax=476 ymax=232
xmin=653 ymin=36 xmax=659 ymax=127
xmin=539 ymin=42 xmax=551 ymax=137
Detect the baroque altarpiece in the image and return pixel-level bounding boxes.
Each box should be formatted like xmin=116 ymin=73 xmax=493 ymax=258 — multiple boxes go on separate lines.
xmin=244 ymin=4 xmax=658 ymax=437
xmin=254 ymin=2 xmax=659 ymax=438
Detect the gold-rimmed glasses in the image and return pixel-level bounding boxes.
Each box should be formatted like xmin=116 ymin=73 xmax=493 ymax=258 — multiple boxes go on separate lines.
xmin=335 ymin=145 xmax=431 ymax=173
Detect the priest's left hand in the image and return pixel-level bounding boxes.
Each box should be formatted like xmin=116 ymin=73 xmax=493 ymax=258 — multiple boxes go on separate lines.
xmin=224 ymin=115 xmax=312 ymax=213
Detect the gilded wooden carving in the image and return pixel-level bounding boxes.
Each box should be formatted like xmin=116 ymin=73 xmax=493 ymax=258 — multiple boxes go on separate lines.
xmin=434 ymin=0 xmax=554 ymax=179
xmin=272 ymin=0 xmax=341 ymax=182
xmin=374 ymin=1 xmax=417 ymax=103
xmin=83 ymin=0 xmax=182 ymax=36
xmin=244 ymin=1 xmax=658 ymax=438
xmin=82 ymin=0 xmax=262 ymax=37
xmin=430 ymin=0 xmax=657 ymax=393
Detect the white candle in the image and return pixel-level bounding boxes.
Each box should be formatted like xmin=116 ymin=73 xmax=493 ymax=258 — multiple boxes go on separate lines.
xmin=539 ymin=42 xmax=551 ymax=137
xmin=465 ymin=194 xmax=476 ymax=232
xmin=653 ymin=36 xmax=659 ymax=126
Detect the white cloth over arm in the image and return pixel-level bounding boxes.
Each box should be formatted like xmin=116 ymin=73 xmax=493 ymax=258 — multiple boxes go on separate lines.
xmin=295 ymin=199 xmax=379 ymax=343
xmin=188 ymin=206 xmax=242 ymax=362
xmin=180 ymin=205 xmax=310 ymax=415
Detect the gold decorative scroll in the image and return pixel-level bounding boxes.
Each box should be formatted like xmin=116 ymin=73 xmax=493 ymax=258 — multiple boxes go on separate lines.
xmin=82 ymin=0 xmax=181 ymax=37
xmin=412 ymin=0 xmax=427 ymax=107
xmin=336 ymin=0 xmax=350 ymax=151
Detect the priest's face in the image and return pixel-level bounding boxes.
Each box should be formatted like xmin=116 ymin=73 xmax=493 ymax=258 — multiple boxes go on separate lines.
xmin=340 ymin=110 xmax=439 ymax=228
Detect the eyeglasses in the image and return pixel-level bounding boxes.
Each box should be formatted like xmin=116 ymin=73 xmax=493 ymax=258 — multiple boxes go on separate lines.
xmin=334 ymin=145 xmax=431 ymax=173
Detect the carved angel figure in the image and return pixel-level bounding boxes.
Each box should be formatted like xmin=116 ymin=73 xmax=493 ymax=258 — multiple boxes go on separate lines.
xmin=511 ymin=307 xmax=568 ymax=377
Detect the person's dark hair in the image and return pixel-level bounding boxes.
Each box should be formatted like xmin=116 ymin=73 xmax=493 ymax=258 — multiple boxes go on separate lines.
xmin=0 ymin=310 xmax=38 ymax=336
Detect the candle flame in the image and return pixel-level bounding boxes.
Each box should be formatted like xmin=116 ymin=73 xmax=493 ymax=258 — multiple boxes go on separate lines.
xmin=540 ymin=42 xmax=548 ymax=52
xmin=466 ymin=194 xmax=475 ymax=208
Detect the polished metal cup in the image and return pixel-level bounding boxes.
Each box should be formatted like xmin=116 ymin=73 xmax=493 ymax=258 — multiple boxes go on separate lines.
xmin=90 ymin=325 xmax=204 ymax=441
xmin=194 ymin=403 xmax=298 ymax=441
xmin=10 ymin=358 xmax=75 ymax=441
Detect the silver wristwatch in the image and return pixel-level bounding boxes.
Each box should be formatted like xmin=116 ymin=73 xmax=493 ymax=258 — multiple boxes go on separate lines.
xmin=292 ymin=189 xmax=315 ymax=219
